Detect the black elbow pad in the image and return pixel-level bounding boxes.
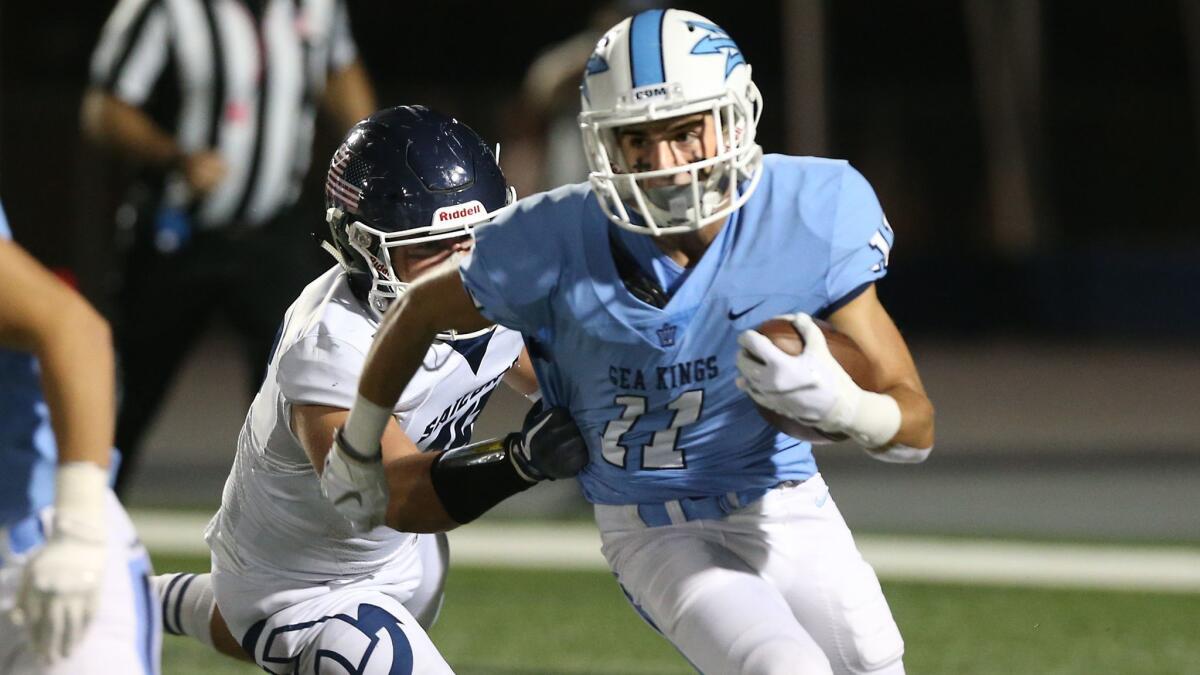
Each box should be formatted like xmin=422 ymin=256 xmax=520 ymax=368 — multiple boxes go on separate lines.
xmin=429 ymin=438 xmax=533 ymax=525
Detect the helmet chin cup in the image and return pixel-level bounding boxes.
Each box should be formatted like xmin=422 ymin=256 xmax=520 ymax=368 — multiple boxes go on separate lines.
xmin=638 ymin=164 xmax=733 ymax=228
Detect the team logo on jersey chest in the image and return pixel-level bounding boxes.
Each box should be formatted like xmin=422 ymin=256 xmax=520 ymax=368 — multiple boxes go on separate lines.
xmin=656 ymin=323 xmax=677 ymax=347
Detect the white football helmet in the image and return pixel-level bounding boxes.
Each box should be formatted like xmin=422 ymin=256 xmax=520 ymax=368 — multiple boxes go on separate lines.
xmin=580 ymin=9 xmax=763 ymax=235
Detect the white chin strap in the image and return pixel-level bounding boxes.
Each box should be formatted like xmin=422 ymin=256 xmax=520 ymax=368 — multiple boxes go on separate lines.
xmin=320 ymin=239 xmax=347 ymax=266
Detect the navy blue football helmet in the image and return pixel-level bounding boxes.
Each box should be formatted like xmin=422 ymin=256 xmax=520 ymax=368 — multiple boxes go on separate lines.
xmin=324 ymin=105 xmax=514 ymax=315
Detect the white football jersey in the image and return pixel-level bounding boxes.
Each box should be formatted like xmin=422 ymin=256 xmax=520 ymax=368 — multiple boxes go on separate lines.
xmin=206 ymin=266 xmax=523 ymax=583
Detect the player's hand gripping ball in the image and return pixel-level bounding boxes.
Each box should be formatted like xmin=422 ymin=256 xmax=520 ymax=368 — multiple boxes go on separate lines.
xmin=737 ymin=314 xmax=876 ymax=442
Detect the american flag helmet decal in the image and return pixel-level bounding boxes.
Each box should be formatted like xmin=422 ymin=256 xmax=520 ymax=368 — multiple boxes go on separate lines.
xmin=325 ymin=142 xmax=365 ymax=211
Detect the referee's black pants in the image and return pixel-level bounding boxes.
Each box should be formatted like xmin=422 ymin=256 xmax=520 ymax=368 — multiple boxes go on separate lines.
xmin=111 ymin=211 xmax=325 ymax=495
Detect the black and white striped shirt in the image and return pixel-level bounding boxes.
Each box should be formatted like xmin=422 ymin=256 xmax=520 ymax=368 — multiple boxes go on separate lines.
xmin=90 ymin=0 xmax=358 ymax=228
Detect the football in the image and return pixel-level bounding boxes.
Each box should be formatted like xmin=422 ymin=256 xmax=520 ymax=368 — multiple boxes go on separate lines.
xmin=747 ymin=317 xmax=877 ymax=442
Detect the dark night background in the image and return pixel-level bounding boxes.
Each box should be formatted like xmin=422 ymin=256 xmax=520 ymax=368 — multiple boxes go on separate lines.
xmin=3 ymin=1 xmax=1198 ymax=340
xmin=1 ymin=2 xmax=1198 ymax=533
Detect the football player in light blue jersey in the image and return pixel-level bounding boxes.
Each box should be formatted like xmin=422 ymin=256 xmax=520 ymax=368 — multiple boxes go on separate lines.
xmin=329 ymin=9 xmax=934 ymax=675
xmin=0 ymin=201 xmax=160 ymax=674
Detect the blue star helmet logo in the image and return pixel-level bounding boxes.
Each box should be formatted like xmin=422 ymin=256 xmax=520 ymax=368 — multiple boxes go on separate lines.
xmin=585 ymin=51 xmax=610 ymax=76
xmin=687 ymin=20 xmax=745 ymax=79
xmin=581 ymin=44 xmax=610 ymax=103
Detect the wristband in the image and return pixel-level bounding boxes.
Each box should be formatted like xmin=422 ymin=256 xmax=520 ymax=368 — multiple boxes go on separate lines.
xmin=845 ymin=391 xmax=902 ymax=449
xmin=342 ymin=394 xmax=392 ymax=460
xmin=54 ymin=462 xmax=108 ymax=541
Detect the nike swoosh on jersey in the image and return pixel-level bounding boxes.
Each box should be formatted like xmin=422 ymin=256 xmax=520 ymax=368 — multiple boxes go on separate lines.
xmin=727 ymin=301 xmax=765 ymax=321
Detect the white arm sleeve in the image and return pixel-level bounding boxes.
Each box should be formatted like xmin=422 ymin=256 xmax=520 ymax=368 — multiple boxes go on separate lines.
xmin=276 ymin=334 xmax=367 ymax=411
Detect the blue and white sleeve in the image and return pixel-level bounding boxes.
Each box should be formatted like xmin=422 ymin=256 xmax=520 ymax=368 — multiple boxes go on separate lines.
xmin=824 ymin=165 xmax=894 ymax=313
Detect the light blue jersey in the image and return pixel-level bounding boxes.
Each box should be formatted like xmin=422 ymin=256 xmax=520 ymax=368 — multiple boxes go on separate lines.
xmin=0 ymin=201 xmax=58 ymax=526
xmin=461 ymin=156 xmax=894 ymax=504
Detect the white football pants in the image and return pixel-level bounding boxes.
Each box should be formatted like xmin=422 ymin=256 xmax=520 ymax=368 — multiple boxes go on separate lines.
xmin=595 ymin=473 xmax=904 ymax=675
xmin=0 ymin=492 xmax=160 ymax=675
xmin=213 ymin=532 xmax=452 ymax=674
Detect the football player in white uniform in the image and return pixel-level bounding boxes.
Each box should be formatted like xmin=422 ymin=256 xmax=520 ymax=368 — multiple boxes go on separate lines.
xmin=151 ymin=106 xmax=587 ymax=674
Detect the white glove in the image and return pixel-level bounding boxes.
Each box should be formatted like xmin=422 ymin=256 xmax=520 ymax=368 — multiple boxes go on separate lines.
xmin=321 ymin=429 xmax=390 ymax=531
xmin=736 ymin=313 xmax=901 ymax=448
xmin=15 ymin=462 xmax=109 ymax=663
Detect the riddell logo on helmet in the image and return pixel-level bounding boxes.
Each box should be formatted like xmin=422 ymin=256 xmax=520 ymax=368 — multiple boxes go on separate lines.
xmin=368 ymin=256 xmax=389 ymax=278
xmin=432 ymin=201 xmax=485 ymax=225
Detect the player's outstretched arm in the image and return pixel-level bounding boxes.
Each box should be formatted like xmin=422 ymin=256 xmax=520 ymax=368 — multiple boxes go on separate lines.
xmin=0 ymin=239 xmax=114 ymax=662
xmin=385 ymin=405 xmax=589 ymax=532
xmin=322 ymin=259 xmax=510 ymax=529
xmin=319 ymin=402 xmax=588 ymax=533
xmin=351 ymin=258 xmax=494 ymax=456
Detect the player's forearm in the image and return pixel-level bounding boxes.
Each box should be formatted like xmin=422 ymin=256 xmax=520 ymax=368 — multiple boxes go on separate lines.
xmin=879 ymin=384 xmax=935 ymax=450
xmin=384 ymin=409 xmax=588 ymax=532
xmin=81 ymin=89 xmax=183 ymax=168
xmin=18 ymin=296 xmax=112 ymax=664
xmin=36 ymin=297 xmax=115 ymax=468
xmin=346 ymin=263 xmax=492 ymax=456
xmin=361 ymin=300 xmax=438 ymax=407
xmin=384 ymin=453 xmax=460 ymax=533
xmin=349 ymin=294 xmax=440 ymax=454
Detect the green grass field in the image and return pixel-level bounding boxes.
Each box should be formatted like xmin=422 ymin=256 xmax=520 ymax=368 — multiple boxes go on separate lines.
xmin=153 ymin=554 xmax=1200 ymax=675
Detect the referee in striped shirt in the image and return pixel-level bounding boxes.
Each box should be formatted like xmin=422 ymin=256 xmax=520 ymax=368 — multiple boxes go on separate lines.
xmin=82 ymin=0 xmax=376 ymax=494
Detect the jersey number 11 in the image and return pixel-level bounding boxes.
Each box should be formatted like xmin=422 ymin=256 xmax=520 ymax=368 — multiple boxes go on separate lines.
xmin=600 ymin=390 xmax=704 ymax=470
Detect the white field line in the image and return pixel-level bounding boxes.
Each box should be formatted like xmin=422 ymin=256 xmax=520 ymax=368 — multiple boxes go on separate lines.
xmin=131 ymin=510 xmax=1200 ymax=593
